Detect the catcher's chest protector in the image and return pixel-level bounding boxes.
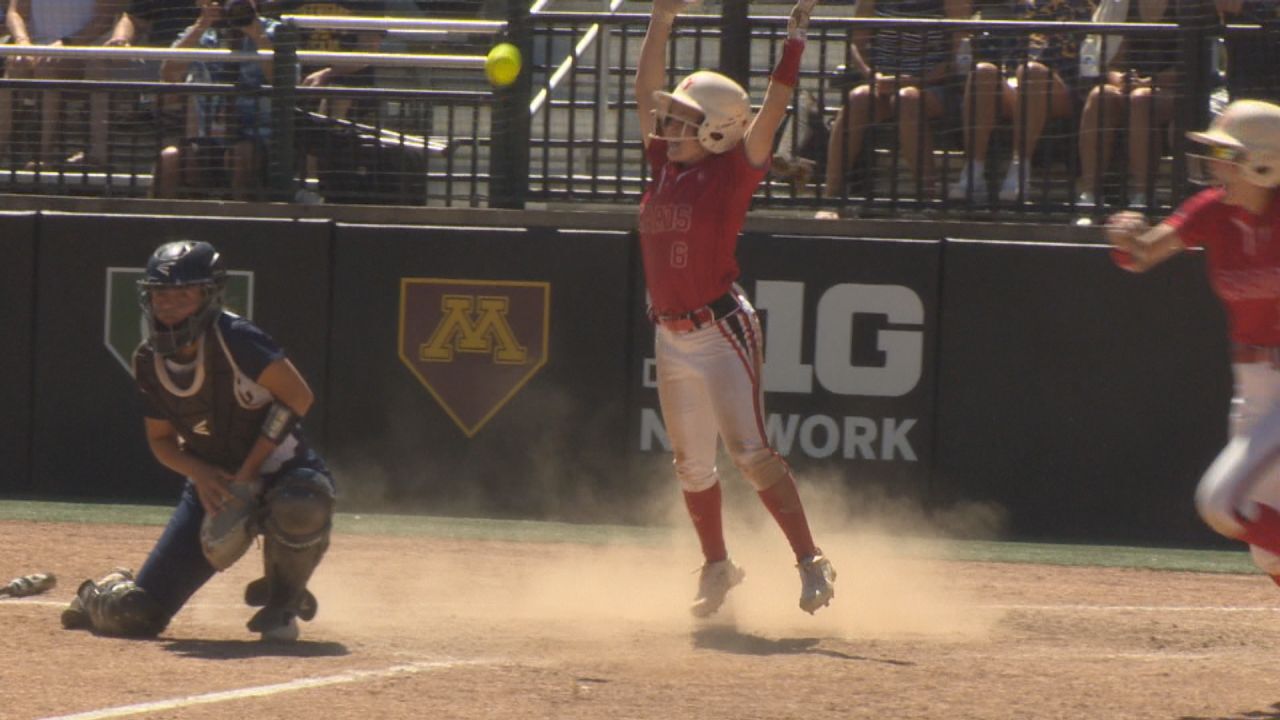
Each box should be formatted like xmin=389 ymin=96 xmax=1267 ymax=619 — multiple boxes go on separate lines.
xmin=134 ymin=323 xmax=271 ymax=471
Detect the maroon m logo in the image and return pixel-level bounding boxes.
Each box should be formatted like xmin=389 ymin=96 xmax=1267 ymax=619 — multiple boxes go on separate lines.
xmin=399 ymin=279 xmax=550 ymax=437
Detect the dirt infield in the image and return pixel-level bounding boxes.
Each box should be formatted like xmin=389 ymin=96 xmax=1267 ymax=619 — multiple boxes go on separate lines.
xmin=3 ymin=518 xmax=1280 ymax=720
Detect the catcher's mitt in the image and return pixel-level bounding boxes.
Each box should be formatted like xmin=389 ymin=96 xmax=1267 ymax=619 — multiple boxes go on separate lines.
xmin=200 ymin=480 xmax=262 ymax=571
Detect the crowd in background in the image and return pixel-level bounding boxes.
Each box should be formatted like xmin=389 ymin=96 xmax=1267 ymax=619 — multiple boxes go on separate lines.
xmin=809 ymin=0 xmax=1280 ymax=217
xmin=0 ymin=0 xmax=1276 ymax=211
xmin=0 ymin=0 xmax=406 ymax=200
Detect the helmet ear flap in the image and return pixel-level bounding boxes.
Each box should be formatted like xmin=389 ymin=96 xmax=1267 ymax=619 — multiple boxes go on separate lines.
xmin=663 ymin=71 xmax=750 ymax=154
xmin=1246 ymin=155 xmax=1280 ymax=188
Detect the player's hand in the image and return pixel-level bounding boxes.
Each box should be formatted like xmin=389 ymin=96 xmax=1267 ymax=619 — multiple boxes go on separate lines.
xmin=788 ymin=0 xmax=819 ymax=41
xmin=1104 ymin=210 xmax=1149 ymax=251
xmin=191 ymin=463 xmax=236 ymax=515
xmin=1105 ymin=211 xmax=1151 ymax=272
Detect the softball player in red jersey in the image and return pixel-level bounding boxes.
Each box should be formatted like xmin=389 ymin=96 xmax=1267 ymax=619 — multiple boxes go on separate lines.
xmin=1108 ymin=99 xmax=1280 ymax=581
xmin=635 ymin=0 xmax=835 ymax=616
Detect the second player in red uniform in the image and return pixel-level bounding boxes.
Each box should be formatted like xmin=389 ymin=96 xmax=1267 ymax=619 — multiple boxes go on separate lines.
xmin=1108 ymin=99 xmax=1280 ymax=583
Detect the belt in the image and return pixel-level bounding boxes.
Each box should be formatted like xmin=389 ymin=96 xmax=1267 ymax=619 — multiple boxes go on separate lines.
xmin=1232 ymin=344 xmax=1280 ymax=365
xmin=651 ymin=292 xmax=741 ymax=333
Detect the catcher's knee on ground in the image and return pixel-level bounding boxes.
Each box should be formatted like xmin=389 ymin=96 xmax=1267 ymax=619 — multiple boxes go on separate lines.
xmin=249 ymin=468 xmax=334 ymax=630
xmin=62 ymin=568 xmax=168 ymax=638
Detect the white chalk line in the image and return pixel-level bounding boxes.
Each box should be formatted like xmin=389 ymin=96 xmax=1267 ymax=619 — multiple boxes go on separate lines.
xmin=989 ymin=603 xmax=1280 ymax=613
xmin=6 ymin=597 xmax=1279 ymax=613
xmin=37 ymin=657 xmax=491 ymax=720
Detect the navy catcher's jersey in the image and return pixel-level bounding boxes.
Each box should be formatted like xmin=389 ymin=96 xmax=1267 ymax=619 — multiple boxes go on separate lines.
xmin=132 ymin=312 xmax=323 ymax=474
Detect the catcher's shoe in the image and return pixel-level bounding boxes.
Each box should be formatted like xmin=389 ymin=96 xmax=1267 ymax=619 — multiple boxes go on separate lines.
xmin=249 ymin=606 xmax=300 ymax=643
xmin=261 ymin=615 xmax=300 ymax=643
xmin=690 ymin=559 xmax=745 ymax=618
xmin=61 ymin=567 xmax=133 ymax=630
xmin=797 ymin=554 xmax=836 ymax=614
xmin=244 ymin=577 xmax=318 ymax=621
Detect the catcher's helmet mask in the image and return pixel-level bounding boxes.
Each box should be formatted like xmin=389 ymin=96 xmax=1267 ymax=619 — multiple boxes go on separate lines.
xmin=138 ymin=241 xmax=229 ymax=356
xmin=1186 ymin=99 xmax=1280 ymax=189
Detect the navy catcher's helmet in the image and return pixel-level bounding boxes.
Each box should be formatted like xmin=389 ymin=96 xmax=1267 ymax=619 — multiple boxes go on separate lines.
xmin=137 ymin=241 xmax=228 ymax=355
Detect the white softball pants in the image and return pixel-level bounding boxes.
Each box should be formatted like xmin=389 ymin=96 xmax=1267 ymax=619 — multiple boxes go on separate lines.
xmin=1195 ymin=361 xmax=1280 ymax=573
xmin=655 ymin=298 xmax=791 ymax=494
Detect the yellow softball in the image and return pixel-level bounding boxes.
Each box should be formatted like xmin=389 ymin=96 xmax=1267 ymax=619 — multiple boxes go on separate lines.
xmin=485 ymin=42 xmax=522 ymax=87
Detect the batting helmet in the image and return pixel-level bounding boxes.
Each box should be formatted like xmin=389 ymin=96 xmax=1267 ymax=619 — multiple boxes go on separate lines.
xmin=1186 ymin=99 xmax=1280 ymax=189
xmin=137 ymin=240 xmax=228 ymax=356
xmin=651 ymin=71 xmax=751 ymax=154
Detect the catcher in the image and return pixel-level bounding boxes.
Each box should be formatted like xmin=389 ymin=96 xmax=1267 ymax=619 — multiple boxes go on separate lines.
xmin=61 ymin=240 xmax=334 ymax=642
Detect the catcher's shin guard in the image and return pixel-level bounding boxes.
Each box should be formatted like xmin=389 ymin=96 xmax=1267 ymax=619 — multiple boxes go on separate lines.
xmin=249 ymin=469 xmax=333 ymax=634
xmin=63 ymin=568 xmax=167 ymax=637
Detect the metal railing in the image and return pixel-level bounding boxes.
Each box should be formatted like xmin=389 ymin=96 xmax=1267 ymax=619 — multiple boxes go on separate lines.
xmin=0 ymin=5 xmax=1274 ymax=218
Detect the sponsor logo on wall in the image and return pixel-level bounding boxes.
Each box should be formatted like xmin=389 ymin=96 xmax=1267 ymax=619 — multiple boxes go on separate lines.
xmin=103 ymin=267 xmax=254 ymax=374
xmin=399 ymin=278 xmax=550 ymax=437
xmin=639 ymin=280 xmax=926 ymax=462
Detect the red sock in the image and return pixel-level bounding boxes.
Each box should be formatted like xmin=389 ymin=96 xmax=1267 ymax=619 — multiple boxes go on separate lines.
xmin=757 ymin=473 xmax=818 ymax=562
xmin=1270 ymin=574 xmax=1280 ymax=590
xmin=684 ymin=483 xmax=727 ymax=563
xmin=1234 ymin=503 xmax=1280 ymax=557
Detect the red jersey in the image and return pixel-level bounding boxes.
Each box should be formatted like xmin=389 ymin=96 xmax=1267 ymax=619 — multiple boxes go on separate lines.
xmin=638 ymin=139 xmax=768 ymax=314
xmin=1167 ymin=187 xmax=1280 ymax=345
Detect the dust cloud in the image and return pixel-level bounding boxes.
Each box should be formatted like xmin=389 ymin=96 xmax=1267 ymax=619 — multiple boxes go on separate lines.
xmin=303 ymin=460 xmax=1005 ymax=648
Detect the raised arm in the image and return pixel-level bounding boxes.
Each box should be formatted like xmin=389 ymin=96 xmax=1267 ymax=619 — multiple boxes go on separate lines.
xmin=743 ymin=0 xmax=818 ymax=166
xmin=635 ymin=0 xmax=686 ymax=149
xmin=161 ymin=0 xmax=220 ymax=83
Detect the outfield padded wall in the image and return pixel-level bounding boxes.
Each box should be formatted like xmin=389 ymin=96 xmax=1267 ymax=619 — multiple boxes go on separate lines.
xmin=324 ymin=223 xmax=636 ymax=520
xmin=0 ymin=213 xmax=1238 ymax=546
xmin=934 ymin=240 xmax=1232 ymax=544
xmin=0 ymin=213 xmax=36 ymax=492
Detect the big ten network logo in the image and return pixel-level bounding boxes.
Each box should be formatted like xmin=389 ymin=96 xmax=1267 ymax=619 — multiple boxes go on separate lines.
xmin=640 ymin=281 xmax=926 ymax=462
xmin=398 ymin=278 xmax=550 ymax=438
xmin=103 ymin=267 xmax=254 ymax=374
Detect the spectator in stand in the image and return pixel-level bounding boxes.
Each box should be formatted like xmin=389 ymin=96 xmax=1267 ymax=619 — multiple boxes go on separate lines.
xmin=1215 ymin=0 xmax=1280 ymax=103
xmin=1076 ymin=0 xmax=1180 ymax=210
xmin=818 ymin=0 xmax=970 ymax=210
xmin=151 ymin=0 xmax=277 ymax=199
xmin=263 ymin=0 xmax=382 ymax=202
xmin=946 ymin=0 xmax=1098 ymax=204
xmin=0 ymin=0 xmax=127 ymax=169
xmin=264 ymin=0 xmax=382 ymax=120
xmin=118 ymin=0 xmax=202 ymax=47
